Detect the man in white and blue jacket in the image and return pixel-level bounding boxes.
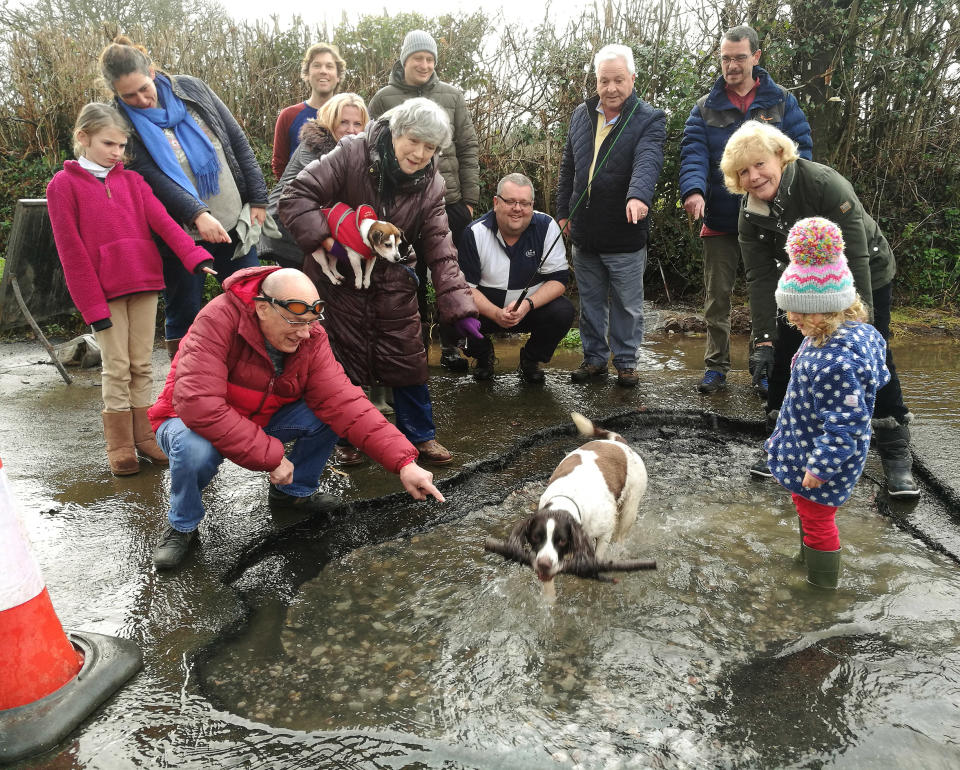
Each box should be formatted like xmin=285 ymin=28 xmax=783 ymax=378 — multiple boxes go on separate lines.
xmin=458 ymin=173 xmax=573 ymax=383
xmin=680 ymin=25 xmax=812 ymax=395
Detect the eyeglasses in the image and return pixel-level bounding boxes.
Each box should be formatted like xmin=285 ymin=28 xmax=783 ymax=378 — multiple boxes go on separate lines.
xmin=255 ymin=294 xmax=325 ymax=325
xmin=721 ymin=54 xmax=752 ymax=64
xmin=497 ymin=197 xmax=534 ymax=210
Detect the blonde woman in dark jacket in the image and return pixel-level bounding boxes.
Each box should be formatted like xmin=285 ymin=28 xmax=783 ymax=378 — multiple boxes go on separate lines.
xmin=280 ymin=98 xmax=481 ymax=465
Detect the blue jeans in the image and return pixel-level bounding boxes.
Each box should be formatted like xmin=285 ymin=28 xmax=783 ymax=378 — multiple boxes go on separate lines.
xmin=162 ymin=241 xmax=260 ymax=341
xmin=572 ymin=244 xmax=647 ymax=369
xmin=156 ymin=400 xmax=338 ymax=533
xmin=392 ymin=384 xmax=436 ymax=444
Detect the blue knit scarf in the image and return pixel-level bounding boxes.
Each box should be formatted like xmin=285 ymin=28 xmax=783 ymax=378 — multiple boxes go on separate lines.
xmin=118 ymin=72 xmax=220 ymax=201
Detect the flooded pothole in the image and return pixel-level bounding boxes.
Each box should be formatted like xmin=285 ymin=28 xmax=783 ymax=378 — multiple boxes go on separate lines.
xmin=195 ymin=410 xmax=960 ymax=767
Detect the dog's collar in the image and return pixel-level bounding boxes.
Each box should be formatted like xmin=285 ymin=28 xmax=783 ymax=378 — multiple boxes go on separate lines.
xmin=545 ymin=494 xmax=582 ymax=524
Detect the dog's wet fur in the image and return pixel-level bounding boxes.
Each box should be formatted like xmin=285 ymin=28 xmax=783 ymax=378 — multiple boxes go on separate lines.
xmin=506 ymin=412 xmax=648 ymax=590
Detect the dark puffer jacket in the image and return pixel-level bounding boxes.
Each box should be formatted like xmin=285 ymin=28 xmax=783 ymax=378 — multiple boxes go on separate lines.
xmin=679 ymin=66 xmax=812 ymax=234
xmin=259 ymin=120 xmax=338 ymax=267
xmin=116 ymin=74 xmax=268 ymax=227
xmin=278 ymin=119 xmax=478 ymax=387
xmin=556 ymin=91 xmax=666 ymax=253
xmin=148 ymin=265 xmax=417 ymax=473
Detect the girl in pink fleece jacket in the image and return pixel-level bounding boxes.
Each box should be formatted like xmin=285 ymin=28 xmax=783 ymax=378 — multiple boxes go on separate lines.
xmin=46 ymin=102 xmax=215 ymax=476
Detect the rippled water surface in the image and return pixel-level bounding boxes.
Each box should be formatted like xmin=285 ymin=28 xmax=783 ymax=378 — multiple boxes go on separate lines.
xmin=200 ymin=419 xmax=960 ymax=768
xmin=3 ymin=328 xmax=959 ymax=769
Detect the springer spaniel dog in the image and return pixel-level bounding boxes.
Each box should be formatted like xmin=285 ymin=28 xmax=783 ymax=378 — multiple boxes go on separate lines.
xmin=505 ymin=413 xmax=648 ymax=596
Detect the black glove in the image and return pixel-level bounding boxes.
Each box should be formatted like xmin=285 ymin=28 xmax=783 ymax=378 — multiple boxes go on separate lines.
xmin=749 ymin=345 xmax=775 ymax=389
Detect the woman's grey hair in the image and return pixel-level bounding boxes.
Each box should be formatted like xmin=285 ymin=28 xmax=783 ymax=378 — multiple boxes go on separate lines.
xmin=496 ymin=173 xmax=534 ymax=198
xmin=594 ymin=44 xmax=636 ymax=76
xmin=386 ymin=97 xmax=452 ymax=148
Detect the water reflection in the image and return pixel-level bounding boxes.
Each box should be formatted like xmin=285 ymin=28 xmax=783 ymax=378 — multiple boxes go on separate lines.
xmin=199 ymin=419 xmax=960 ymax=767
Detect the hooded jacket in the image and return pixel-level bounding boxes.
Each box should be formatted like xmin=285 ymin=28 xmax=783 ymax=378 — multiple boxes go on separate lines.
xmin=739 ymin=159 xmax=897 ymax=343
xmin=260 ymin=120 xmax=338 ymax=266
xmin=116 ymin=74 xmax=268 ymax=228
xmin=147 ymin=265 xmax=417 ymax=473
xmin=46 ymin=160 xmax=210 ymax=325
xmin=556 ymin=91 xmax=666 ymax=253
xmin=367 ymin=63 xmax=480 ymax=207
xmin=766 ymin=323 xmax=890 ymax=507
xmin=279 ymin=119 xmax=478 ymax=387
xmin=679 ymin=66 xmax=812 ymax=234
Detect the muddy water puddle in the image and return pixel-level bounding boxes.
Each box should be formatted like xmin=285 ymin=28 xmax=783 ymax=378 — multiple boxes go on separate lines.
xmin=199 ymin=419 xmax=960 ymax=767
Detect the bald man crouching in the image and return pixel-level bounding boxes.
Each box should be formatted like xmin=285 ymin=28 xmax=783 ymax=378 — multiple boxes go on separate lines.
xmin=147 ymin=266 xmax=443 ymax=570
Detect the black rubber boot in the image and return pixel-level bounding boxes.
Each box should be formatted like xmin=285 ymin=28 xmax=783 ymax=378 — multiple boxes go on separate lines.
xmin=795 ymin=517 xmax=806 ymax=565
xmin=873 ymin=417 xmax=920 ymax=498
xmin=749 ymin=410 xmax=779 ymax=479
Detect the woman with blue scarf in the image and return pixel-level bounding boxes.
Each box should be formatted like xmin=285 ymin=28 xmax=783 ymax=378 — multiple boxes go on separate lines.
xmin=98 ymin=36 xmax=269 ymax=358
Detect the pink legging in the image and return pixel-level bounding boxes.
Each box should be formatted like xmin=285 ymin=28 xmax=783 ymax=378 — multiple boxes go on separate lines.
xmin=792 ymin=493 xmax=840 ymax=551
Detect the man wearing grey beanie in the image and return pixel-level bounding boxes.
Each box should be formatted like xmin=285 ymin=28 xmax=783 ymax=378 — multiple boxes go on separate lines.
xmin=369 ymin=29 xmax=480 ymax=373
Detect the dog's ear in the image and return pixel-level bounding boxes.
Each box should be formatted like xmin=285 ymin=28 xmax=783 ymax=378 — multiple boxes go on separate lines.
xmin=506 ymin=517 xmax=532 ymax=551
xmin=568 ymin=521 xmax=597 ymax=561
xmin=369 ymin=228 xmax=385 ymax=247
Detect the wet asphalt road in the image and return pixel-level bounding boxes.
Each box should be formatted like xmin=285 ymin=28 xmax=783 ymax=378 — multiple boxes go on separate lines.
xmin=1 ymin=323 xmax=958 ymax=768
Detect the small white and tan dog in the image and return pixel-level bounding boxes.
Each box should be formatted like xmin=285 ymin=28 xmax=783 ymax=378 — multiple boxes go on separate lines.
xmin=506 ymin=412 xmax=648 ymax=594
xmin=311 ymin=202 xmax=404 ymax=290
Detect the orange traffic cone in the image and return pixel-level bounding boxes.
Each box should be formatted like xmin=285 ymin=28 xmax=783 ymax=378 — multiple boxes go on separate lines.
xmin=0 ymin=455 xmax=142 ymax=763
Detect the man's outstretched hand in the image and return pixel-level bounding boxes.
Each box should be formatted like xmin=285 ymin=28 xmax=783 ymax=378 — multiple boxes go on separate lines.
xmin=400 ymin=461 xmax=445 ymax=502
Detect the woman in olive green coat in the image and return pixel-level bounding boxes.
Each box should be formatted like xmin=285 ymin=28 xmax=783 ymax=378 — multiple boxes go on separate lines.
xmin=721 ymin=120 xmax=917 ymax=497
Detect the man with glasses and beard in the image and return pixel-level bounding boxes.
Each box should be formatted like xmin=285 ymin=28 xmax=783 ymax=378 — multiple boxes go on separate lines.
xmin=147 ymin=266 xmax=443 ymax=570
xmin=680 ymin=24 xmax=812 ymax=396
xmin=457 ymin=173 xmax=573 ymax=383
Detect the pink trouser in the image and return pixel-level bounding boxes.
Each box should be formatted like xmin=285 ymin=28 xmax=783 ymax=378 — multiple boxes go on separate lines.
xmin=792 ymin=493 xmax=840 ymax=551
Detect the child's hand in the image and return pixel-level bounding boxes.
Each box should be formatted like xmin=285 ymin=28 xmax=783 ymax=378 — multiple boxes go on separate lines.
xmin=802 ymin=471 xmax=824 ymax=489
xmin=201 ymin=266 xmax=218 ymax=276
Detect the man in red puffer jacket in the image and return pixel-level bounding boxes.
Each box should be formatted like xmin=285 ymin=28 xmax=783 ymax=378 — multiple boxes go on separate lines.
xmin=147 ymin=265 xmax=443 ymax=569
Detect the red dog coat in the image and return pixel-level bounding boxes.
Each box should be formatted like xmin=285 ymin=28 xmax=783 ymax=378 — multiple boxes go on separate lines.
xmin=322 ymin=202 xmax=378 ymax=261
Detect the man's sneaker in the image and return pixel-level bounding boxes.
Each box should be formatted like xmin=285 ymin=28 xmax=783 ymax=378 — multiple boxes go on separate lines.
xmin=755 ymin=376 xmax=769 ymax=397
xmin=697 ymin=370 xmax=727 ymax=394
xmin=472 ymin=348 xmax=496 ymax=381
xmin=517 ymin=355 xmax=545 ymax=384
xmin=268 ymin=486 xmax=342 ymax=515
xmin=748 ymin=448 xmax=773 ymax=479
xmin=616 ymin=368 xmax=639 ymax=388
xmin=440 ymin=346 xmax=468 ymax=372
xmin=152 ymin=525 xmax=196 ymax=570
xmin=570 ymin=362 xmax=609 ymax=383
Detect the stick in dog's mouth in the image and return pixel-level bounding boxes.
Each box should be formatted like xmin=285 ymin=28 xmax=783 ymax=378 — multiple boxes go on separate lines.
xmin=483 ymin=536 xmax=656 ymax=582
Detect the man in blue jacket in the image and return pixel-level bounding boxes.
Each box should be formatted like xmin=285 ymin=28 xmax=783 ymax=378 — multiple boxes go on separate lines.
xmin=679 ymin=25 xmax=812 ymax=395
xmin=557 ymin=43 xmax=666 ymax=388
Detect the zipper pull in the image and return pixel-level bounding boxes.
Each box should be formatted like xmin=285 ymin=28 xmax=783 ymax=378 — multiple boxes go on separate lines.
xmin=105 ymin=180 xmax=112 ymax=199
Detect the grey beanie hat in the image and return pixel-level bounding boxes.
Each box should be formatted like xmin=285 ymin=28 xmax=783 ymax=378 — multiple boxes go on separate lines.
xmin=401 ymin=30 xmax=438 ymax=65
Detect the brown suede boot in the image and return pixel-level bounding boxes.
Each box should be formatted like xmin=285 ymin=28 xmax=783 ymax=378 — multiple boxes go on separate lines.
xmin=102 ymin=410 xmax=139 ymax=476
xmin=165 ymin=338 xmax=182 ymax=360
xmin=132 ymin=406 xmax=168 ymax=465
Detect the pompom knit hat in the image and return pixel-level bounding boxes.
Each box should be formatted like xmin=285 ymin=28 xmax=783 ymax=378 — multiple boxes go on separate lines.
xmin=400 ymin=30 xmax=438 ymax=65
xmin=775 ymin=217 xmax=856 ymax=313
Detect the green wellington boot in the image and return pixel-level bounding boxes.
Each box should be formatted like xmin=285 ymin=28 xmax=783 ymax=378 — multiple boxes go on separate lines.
xmin=795 ymin=517 xmax=806 ymax=565
xmin=802 ymin=544 xmax=841 ymax=589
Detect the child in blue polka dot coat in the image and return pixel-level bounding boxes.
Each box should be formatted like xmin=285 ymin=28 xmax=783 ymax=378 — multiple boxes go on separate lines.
xmin=766 ymin=217 xmax=890 ymax=589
